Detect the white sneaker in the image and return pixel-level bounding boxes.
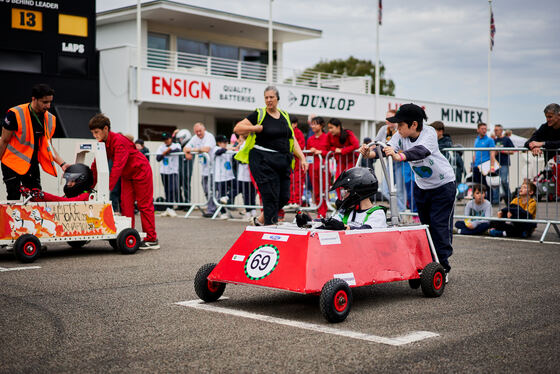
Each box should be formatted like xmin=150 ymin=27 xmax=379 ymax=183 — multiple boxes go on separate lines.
xmin=219 ymin=196 xmax=229 ymax=204
xmin=167 ymin=208 xmax=177 ymax=217
xmin=219 ymin=213 xmax=229 ymax=220
xmin=445 ymin=272 xmax=449 ymax=284
xmin=250 ymin=209 xmax=257 ymax=217
xmin=161 ymin=209 xmax=170 ymax=217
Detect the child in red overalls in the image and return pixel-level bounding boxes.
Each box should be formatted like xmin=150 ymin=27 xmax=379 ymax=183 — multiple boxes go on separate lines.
xmin=88 ymin=114 xmax=159 ymax=249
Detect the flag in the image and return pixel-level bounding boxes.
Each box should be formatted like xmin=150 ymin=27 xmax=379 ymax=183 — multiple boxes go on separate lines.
xmin=490 ymin=7 xmax=496 ymax=50
xmin=378 ymin=0 xmax=382 ymax=26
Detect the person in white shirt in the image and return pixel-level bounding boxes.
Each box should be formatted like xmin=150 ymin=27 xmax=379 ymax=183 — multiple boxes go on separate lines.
xmin=183 ymin=122 xmax=216 ymax=216
xmin=156 ymin=132 xmax=182 ymax=206
xmin=211 ymin=135 xmax=235 ymax=219
xmin=360 ymin=103 xmax=455 ymax=283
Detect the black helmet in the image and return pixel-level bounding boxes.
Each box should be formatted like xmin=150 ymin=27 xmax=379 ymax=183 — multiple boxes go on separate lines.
xmin=63 ymin=163 xmax=94 ymax=198
xmin=330 ymin=167 xmax=378 ymax=211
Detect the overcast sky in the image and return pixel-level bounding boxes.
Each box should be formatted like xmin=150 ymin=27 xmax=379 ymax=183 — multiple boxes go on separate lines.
xmin=98 ymin=0 xmax=559 ymax=129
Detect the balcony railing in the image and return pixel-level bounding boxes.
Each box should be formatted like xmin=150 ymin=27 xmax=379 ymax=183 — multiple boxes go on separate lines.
xmin=143 ymin=48 xmax=371 ymax=94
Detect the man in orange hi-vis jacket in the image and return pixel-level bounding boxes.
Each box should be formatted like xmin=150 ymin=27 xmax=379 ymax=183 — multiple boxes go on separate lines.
xmin=0 ymin=84 xmax=69 ymax=200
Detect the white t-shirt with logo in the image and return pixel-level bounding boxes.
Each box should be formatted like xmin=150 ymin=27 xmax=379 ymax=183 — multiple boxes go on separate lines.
xmin=185 ymin=132 xmax=216 ymax=176
xmin=156 ymin=143 xmax=182 ymax=175
xmin=211 ymin=147 xmax=235 ymax=182
xmin=236 ymin=142 xmax=252 ymax=182
xmin=388 ymin=126 xmax=455 ymax=190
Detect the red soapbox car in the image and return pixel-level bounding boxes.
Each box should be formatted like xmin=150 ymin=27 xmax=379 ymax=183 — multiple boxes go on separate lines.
xmin=194 ymin=143 xmax=445 ymax=323
xmin=194 ymin=224 xmax=444 ymax=323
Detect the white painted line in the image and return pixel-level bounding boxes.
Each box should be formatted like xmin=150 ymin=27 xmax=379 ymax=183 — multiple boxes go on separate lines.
xmin=0 ymin=266 xmax=41 ymax=272
xmin=457 ymin=234 xmax=560 ymax=246
xmin=176 ymin=299 xmax=439 ymax=346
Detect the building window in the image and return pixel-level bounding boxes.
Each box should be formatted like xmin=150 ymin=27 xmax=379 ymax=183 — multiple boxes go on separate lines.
xmin=147 ymin=32 xmax=169 ymax=69
xmin=177 ymin=38 xmax=208 ymax=71
xmin=239 ymin=48 xmax=267 ymax=80
xmin=209 ymin=43 xmax=239 ymax=77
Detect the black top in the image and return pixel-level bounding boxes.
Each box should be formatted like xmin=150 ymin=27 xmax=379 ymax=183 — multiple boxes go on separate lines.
xmin=494 ymin=136 xmax=514 ymax=165
xmin=524 ymin=123 xmax=560 ymax=161
xmin=3 ymin=106 xmax=45 ymax=164
xmin=247 ymin=110 xmax=291 ymax=153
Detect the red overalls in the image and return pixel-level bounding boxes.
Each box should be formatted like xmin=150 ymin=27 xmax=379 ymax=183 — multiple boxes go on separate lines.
xmin=92 ymin=132 xmax=157 ymax=241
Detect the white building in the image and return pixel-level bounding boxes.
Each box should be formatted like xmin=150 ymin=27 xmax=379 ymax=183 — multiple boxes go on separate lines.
xmin=97 ymin=0 xmax=487 ymax=142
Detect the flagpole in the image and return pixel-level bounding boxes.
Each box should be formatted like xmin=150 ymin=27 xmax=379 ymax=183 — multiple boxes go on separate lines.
xmin=488 ymin=0 xmax=492 ymax=126
xmin=375 ymin=0 xmax=381 ymax=134
xmin=268 ymin=0 xmax=273 ymax=84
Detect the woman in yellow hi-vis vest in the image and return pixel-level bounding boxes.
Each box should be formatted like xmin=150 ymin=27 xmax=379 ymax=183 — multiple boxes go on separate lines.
xmin=0 ymin=84 xmax=69 ymax=200
xmin=234 ymin=86 xmax=308 ymax=225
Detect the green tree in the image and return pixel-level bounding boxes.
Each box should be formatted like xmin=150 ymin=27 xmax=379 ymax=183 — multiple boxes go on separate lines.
xmin=300 ymin=56 xmax=395 ymax=95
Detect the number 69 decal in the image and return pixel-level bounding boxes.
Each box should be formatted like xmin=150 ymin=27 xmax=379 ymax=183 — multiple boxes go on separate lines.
xmin=245 ymin=244 xmax=279 ymax=280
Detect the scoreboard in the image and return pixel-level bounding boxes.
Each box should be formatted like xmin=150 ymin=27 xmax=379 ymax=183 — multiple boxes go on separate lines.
xmin=0 ymin=0 xmax=99 ymax=138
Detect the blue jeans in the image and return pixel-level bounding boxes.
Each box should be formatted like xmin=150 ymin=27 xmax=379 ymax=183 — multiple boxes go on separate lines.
xmin=455 ymin=221 xmax=490 ymax=235
xmin=499 ymin=165 xmax=511 ymax=203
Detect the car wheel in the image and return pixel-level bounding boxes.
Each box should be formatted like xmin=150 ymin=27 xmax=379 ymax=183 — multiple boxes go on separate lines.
xmin=117 ymin=228 xmax=140 ymax=254
xmin=68 ymin=240 xmax=90 ymax=249
xmin=13 ymin=234 xmax=41 ymax=263
xmin=320 ymin=278 xmax=352 ymax=323
xmin=194 ymin=263 xmax=225 ymax=302
xmin=420 ymin=262 xmax=446 ymax=297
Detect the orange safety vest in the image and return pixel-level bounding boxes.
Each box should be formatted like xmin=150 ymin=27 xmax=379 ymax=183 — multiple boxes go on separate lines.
xmin=2 ymin=103 xmax=57 ymax=177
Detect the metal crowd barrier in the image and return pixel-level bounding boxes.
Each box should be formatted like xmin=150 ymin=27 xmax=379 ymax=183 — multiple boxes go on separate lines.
xmin=209 ymin=150 xmax=261 ymax=220
xmin=145 ymin=145 xmax=559 ymax=242
xmin=443 ymin=146 xmax=560 ymax=242
xmin=148 ymin=151 xmax=211 ymax=217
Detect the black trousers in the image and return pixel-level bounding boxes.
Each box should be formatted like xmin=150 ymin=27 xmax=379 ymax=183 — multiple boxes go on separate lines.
xmin=414 ymin=181 xmax=456 ymax=273
xmin=249 ymin=149 xmax=292 ymax=225
xmin=2 ymin=162 xmax=41 ymax=200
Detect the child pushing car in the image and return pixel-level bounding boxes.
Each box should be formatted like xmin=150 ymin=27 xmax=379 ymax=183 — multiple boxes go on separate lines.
xmin=361 ymin=103 xmax=456 ymax=283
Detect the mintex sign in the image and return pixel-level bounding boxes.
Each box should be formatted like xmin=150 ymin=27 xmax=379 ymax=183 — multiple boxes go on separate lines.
xmin=378 ymin=97 xmax=487 ymax=128
xmin=139 ymin=68 xmax=486 ymax=127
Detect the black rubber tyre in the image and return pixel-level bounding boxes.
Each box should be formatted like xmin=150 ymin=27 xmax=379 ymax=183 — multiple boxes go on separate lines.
xmin=108 ymin=239 xmax=118 ymax=250
xmin=194 ymin=263 xmax=225 ymax=302
xmin=68 ymin=240 xmax=90 ymax=249
xmin=408 ymin=278 xmax=421 ymax=289
xmin=420 ymin=262 xmax=446 ymax=297
xmin=13 ymin=234 xmax=41 ymax=263
xmin=320 ymin=278 xmax=352 ymax=323
xmin=116 ymin=228 xmax=140 ymax=254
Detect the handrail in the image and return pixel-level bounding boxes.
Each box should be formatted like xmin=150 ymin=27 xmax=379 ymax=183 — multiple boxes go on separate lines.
xmin=142 ymin=47 xmax=371 ymax=94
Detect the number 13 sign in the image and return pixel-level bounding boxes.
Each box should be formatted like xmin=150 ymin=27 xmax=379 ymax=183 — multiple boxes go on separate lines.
xmin=12 ymin=8 xmax=43 ymax=32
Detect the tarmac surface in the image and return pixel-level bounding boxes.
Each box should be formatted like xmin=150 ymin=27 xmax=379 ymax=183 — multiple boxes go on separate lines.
xmin=1 ymin=213 xmax=559 ymax=373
